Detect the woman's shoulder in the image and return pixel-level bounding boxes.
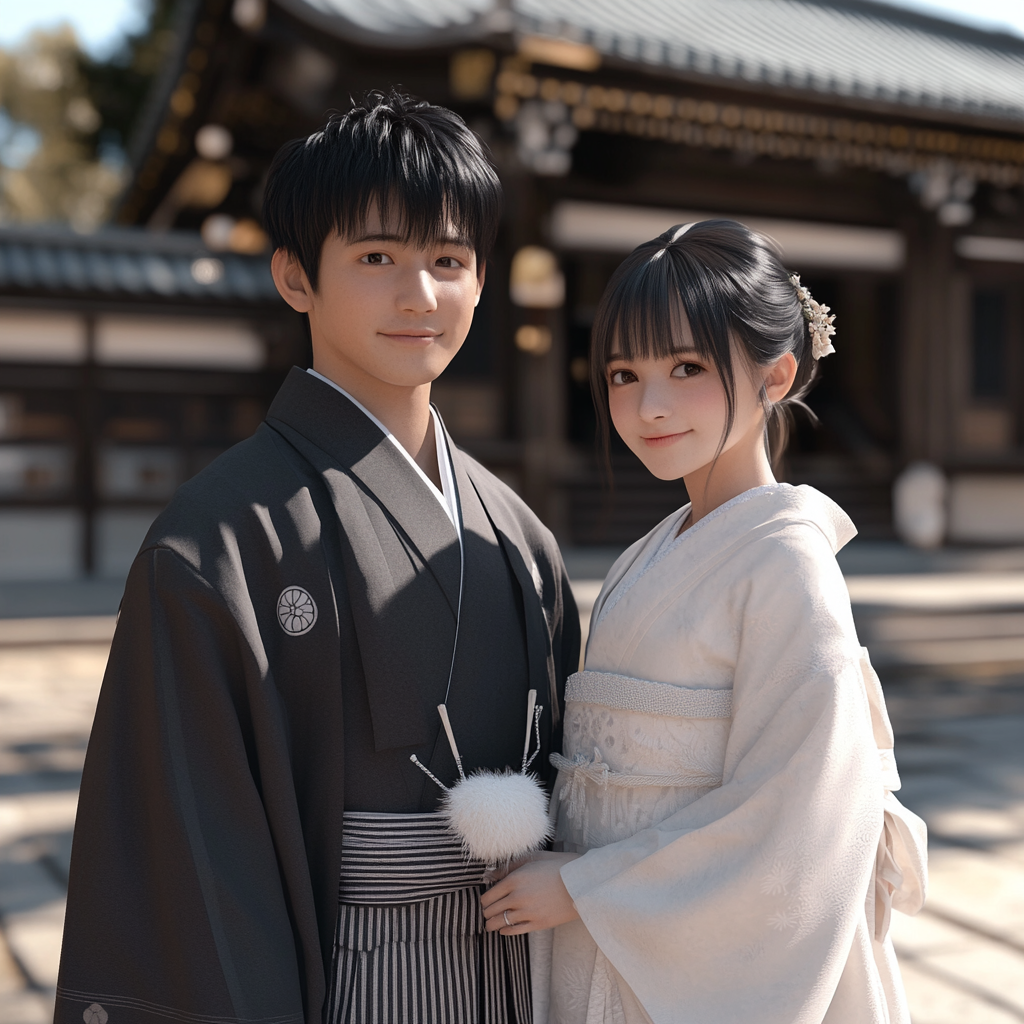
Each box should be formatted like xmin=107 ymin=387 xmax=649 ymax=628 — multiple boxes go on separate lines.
xmin=768 ymin=484 xmax=857 ymax=554
xmin=746 ymin=487 xmax=855 ymax=580
xmin=705 ymin=483 xmax=856 ymax=556
xmin=736 ymin=490 xmax=857 ymax=634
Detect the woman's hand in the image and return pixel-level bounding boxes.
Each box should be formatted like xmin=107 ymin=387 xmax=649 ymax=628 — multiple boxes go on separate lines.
xmin=480 ymin=851 xmax=581 ymax=935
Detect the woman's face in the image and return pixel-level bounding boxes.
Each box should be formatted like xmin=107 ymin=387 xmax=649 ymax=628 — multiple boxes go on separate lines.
xmin=605 ymin=334 xmax=769 ymax=482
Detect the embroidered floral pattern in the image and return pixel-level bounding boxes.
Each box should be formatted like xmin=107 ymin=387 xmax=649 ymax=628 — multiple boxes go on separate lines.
xmin=760 ymin=860 xmax=796 ymax=897
xmin=555 ymin=700 xmax=730 ymax=850
xmin=768 ymin=907 xmax=799 ymax=931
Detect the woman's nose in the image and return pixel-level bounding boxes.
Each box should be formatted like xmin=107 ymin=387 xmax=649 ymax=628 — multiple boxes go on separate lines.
xmin=636 ymin=381 xmax=674 ymax=421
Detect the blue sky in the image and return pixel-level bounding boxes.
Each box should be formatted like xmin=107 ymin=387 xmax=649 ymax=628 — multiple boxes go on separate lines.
xmin=0 ymin=0 xmax=1022 ymax=57
xmin=890 ymin=0 xmax=1024 ymax=37
xmin=0 ymin=0 xmax=147 ymax=58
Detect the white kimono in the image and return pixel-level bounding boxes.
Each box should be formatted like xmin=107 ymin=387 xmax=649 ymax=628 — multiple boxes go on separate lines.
xmin=542 ymin=483 xmax=926 ymax=1024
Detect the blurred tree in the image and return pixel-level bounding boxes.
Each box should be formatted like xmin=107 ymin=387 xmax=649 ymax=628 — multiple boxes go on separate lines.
xmin=78 ymin=0 xmax=178 ymax=162
xmin=0 ymin=0 xmax=176 ymax=229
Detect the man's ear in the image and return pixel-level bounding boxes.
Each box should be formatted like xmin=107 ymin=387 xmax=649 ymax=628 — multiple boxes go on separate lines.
xmin=271 ymin=248 xmax=315 ymax=313
xmin=764 ymin=351 xmax=798 ymax=403
xmin=474 ymin=260 xmax=487 ymax=308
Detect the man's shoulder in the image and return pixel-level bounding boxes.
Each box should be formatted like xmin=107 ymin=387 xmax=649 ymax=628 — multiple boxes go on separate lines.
xmin=142 ymin=424 xmax=310 ymax=564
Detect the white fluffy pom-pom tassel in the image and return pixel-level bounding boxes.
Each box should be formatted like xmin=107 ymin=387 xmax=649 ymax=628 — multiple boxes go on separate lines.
xmin=442 ymin=770 xmax=552 ymax=864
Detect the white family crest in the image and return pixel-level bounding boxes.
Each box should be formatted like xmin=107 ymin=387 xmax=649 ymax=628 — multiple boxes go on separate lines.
xmin=277 ymin=586 xmax=317 ymax=635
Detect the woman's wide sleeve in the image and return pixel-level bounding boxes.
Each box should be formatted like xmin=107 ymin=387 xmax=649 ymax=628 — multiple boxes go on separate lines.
xmin=55 ymin=546 xmax=306 ymax=1024
xmin=558 ymin=527 xmax=886 ymax=1023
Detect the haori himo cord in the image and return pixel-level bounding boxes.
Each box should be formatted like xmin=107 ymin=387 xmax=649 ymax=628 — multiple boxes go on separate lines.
xmin=482 ymin=220 xmax=927 ymax=1024
xmin=55 ymin=91 xmax=580 ymax=1024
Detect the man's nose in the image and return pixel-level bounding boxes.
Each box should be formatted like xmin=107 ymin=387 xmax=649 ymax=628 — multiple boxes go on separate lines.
xmin=398 ymin=268 xmax=439 ymax=313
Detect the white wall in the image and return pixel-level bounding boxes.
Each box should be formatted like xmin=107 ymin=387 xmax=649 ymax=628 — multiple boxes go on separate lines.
xmin=549 ymin=200 xmax=906 ymax=270
xmin=948 ymin=475 xmax=1024 ymax=543
xmin=0 ymin=313 xmax=86 ymax=362
xmin=95 ymin=316 xmax=265 ymax=369
xmin=0 ymin=510 xmax=82 ymax=581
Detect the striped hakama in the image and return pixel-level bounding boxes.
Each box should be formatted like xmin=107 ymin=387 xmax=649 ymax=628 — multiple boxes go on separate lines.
xmin=328 ymin=812 xmax=532 ymax=1024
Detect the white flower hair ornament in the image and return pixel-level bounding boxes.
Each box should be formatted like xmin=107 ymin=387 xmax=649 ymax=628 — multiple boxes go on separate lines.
xmin=789 ymin=273 xmax=836 ymax=360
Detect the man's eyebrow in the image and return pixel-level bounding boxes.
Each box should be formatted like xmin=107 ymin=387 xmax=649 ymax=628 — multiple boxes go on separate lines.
xmin=347 ymin=232 xmax=418 ymax=246
xmin=348 ymin=231 xmax=473 ymax=248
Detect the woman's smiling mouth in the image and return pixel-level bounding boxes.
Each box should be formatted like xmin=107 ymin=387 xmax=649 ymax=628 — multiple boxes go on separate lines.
xmin=641 ymin=431 xmax=691 ymax=448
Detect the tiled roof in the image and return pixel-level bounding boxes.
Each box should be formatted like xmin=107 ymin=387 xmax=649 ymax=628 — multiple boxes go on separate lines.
xmin=277 ymin=0 xmax=497 ymax=44
xmin=286 ymin=0 xmax=494 ymax=38
xmin=0 ymin=227 xmax=280 ymax=305
xmin=281 ymin=0 xmax=1024 ymax=125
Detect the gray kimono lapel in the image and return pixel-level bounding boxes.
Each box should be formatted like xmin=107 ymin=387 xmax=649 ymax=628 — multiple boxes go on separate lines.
xmin=266 ymin=369 xmax=462 ymax=750
xmin=267 ymin=368 xmax=461 ymax=609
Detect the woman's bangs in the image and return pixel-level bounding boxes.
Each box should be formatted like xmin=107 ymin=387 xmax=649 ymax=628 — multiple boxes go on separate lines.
xmin=600 ymin=262 xmax=691 ymax=364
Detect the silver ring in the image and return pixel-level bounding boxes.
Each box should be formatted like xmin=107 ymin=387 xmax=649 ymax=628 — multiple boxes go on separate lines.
xmin=503 ymin=910 xmax=511 ymax=927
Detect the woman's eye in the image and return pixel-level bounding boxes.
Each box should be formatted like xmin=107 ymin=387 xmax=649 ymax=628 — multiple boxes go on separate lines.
xmin=609 ymin=369 xmax=637 ymax=385
xmin=435 ymin=255 xmax=464 ymax=269
xmin=671 ymin=362 xmax=704 ymax=378
xmin=360 ymin=252 xmax=393 ymax=265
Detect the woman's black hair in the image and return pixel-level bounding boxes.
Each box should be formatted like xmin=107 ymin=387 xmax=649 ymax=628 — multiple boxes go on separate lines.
xmin=590 ymin=219 xmax=820 ymax=470
xmin=262 ymin=88 xmax=502 ymax=290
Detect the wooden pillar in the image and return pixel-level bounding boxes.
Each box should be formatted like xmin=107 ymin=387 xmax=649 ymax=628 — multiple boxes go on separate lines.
xmin=900 ymin=215 xmax=956 ymax=465
xmin=517 ymin=309 xmax=569 ymax=535
xmin=505 ymin=173 xmax=571 ymax=536
xmin=78 ymin=314 xmax=98 ymax=576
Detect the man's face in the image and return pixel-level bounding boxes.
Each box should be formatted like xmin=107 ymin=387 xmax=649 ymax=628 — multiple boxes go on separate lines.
xmin=273 ymin=205 xmax=485 ymax=389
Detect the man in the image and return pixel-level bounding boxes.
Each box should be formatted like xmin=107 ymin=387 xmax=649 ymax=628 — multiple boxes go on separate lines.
xmin=57 ymin=90 xmax=579 ymax=1024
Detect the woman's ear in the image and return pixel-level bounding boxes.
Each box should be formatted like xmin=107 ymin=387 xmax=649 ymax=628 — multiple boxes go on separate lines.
xmin=271 ymin=248 xmax=315 ymax=313
xmin=763 ymin=351 xmax=798 ymax=403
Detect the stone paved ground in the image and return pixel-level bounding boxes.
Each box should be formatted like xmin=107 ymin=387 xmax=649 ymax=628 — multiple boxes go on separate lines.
xmin=0 ymin=640 xmax=107 ymax=1024
xmin=850 ymin=577 xmax=1024 ymax=1021
xmin=888 ymin=714 xmax=1024 ymax=1023
xmin=1 ymin=599 xmax=1023 ymax=1023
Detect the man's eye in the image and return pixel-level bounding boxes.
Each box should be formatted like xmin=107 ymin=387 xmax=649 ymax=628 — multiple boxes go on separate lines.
xmin=609 ymin=369 xmax=636 ymax=385
xmin=361 ymin=252 xmax=393 ymax=265
xmin=671 ymin=362 xmax=704 ymax=378
xmin=435 ymin=255 xmax=464 ymax=269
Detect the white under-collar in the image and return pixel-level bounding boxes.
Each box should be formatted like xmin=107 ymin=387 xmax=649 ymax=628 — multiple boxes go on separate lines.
xmin=306 ymin=368 xmax=460 ymax=536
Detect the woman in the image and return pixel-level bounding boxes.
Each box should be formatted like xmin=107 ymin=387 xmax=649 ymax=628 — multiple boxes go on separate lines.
xmin=481 ymin=220 xmax=927 ymax=1024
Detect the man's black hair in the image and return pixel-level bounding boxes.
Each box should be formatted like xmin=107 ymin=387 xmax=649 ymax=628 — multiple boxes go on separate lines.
xmin=263 ymin=89 xmax=502 ymax=290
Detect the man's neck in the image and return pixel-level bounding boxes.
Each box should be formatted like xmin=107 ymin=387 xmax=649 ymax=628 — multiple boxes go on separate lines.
xmin=312 ymin=354 xmax=442 ymax=489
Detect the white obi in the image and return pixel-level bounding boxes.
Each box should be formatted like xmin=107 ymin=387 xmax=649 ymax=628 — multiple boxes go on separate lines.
xmin=553 ymin=670 xmax=732 ymax=853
